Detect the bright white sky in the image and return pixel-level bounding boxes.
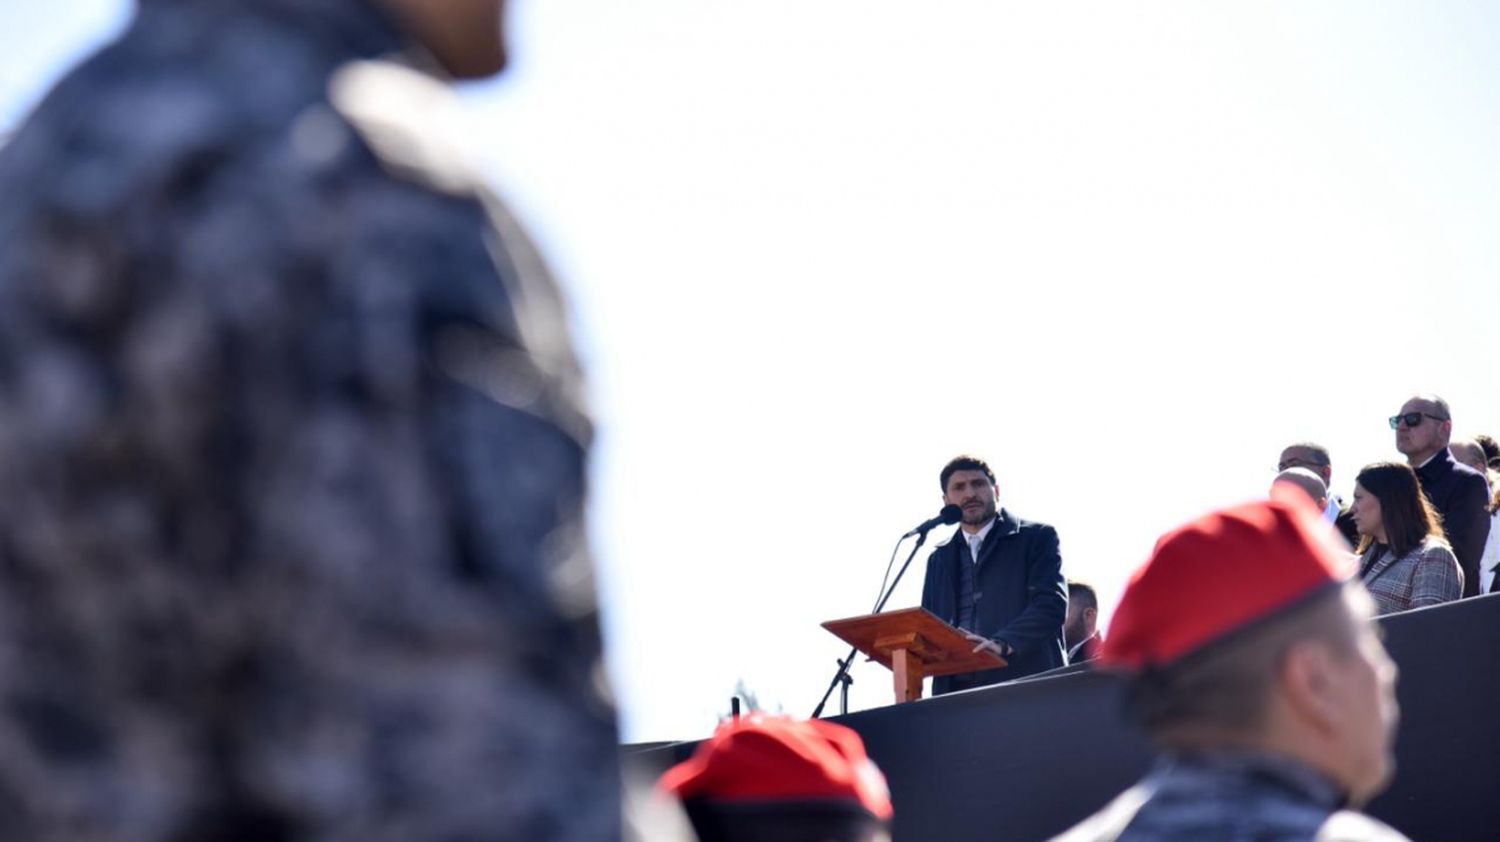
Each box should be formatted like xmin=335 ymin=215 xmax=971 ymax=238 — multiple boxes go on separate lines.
xmin=4 ymin=1 xmax=1498 ymax=743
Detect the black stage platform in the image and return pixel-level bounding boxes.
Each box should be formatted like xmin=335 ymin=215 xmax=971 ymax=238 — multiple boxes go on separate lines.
xmin=626 ymin=593 xmax=1500 ymax=842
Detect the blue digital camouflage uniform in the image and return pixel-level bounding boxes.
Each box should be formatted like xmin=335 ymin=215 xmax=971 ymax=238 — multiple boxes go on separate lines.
xmin=0 ymin=0 xmax=618 ymax=839
xmin=1051 ymin=751 xmax=1411 ymax=842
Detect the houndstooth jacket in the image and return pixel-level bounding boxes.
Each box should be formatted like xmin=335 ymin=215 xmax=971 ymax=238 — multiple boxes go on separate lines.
xmin=1357 ymin=536 xmax=1464 ymax=615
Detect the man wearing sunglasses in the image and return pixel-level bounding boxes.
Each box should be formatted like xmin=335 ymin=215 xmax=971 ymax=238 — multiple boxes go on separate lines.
xmin=1391 ymin=395 xmax=1491 ymax=597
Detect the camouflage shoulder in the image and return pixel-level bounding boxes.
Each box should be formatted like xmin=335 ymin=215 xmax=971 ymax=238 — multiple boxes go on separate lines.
xmin=328 ymin=57 xmax=591 ymax=444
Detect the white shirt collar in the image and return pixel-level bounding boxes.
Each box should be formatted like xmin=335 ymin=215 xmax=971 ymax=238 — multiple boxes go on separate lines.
xmin=1322 ymin=497 xmax=1340 ymax=523
xmin=967 ymin=514 xmax=998 ymax=550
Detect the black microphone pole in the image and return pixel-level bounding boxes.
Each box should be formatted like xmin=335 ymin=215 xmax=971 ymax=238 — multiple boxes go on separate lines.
xmin=811 ymin=527 xmax=938 ymax=719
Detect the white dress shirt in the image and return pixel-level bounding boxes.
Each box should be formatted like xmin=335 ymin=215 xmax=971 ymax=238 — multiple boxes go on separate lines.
xmin=1481 ymin=510 xmax=1500 ymax=595
xmin=966 ymin=515 xmax=998 ymax=563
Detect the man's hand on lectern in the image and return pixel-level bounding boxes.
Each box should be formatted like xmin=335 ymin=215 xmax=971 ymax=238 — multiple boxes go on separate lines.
xmin=963 ymin=632 xmax=1009 ymax=658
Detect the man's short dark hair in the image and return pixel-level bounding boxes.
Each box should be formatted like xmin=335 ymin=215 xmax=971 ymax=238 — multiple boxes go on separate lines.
xmin=1282 ymin=442 xmax=1331 ymax=467
xmin=940 ymin=455 xmax=996 ymax=491
xmin=1067 ymin=581 xmax=1097 ymax=610
xmin=1124 ymin=585 xmax=1357 ymax=742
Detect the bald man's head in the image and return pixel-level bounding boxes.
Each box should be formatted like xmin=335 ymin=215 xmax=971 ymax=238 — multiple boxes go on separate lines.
xmin=1395 ymin=394 xmax=1454 ymax=464
xmin=1403 ymin=394 xmax=1452 ymax=419
xmin=1272 ymin=468 xmax=1328 ymax=510
xmin=1450 ymin=439 xmax=1488 ymax=475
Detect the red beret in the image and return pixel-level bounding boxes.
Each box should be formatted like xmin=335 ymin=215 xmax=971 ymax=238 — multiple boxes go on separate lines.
xmin=659 ymin=715 xmax=893 ymax=821
xmin=1100 ymin=497 xmax=1353 ymax=671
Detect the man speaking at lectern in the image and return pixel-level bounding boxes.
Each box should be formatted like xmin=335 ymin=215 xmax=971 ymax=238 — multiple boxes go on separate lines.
xmin=920 ymin=455 xmax=1068 ymax=694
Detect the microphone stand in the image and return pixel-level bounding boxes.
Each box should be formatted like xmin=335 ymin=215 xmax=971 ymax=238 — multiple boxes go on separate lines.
xmin=811 ymin=528 xmax=934 ymax=719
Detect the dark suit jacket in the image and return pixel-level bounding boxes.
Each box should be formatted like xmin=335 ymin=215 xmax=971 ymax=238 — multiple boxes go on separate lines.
xmin=920 ymin=509 xmax=1067 ymax=694
xmin=1414 ymin=449 xmax=1491 ymax=597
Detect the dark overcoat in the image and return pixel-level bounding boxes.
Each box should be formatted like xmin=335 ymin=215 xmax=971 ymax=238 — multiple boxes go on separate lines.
xmin=921 ymin=509 xmax=1068 ymax=694
xmin=1414 ymin=449 xmax=1491 ymax=597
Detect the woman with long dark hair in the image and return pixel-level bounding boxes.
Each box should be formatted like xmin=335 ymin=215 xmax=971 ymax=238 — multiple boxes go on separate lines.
xmin=1351 ymin=462 xmax=1464 ymax=614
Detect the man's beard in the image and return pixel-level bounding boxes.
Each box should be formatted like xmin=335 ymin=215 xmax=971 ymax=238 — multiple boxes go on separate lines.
xmin=963 ymin=503 xmax=994 ymax=524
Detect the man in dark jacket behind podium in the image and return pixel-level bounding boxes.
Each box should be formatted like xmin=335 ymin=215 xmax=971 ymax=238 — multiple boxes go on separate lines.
xmin=920 ymin=455 xmax=1068 ymax=694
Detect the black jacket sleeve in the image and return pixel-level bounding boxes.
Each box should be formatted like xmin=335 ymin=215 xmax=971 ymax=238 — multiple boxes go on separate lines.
xmin=1446 ymin=472 xmax=1492 ymax=597
xmin=991 ymin=526 xmax=1068 ymax=655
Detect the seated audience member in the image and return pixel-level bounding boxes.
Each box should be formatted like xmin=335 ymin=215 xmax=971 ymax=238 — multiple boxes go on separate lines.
xmin=1482 ymin=482 xmax=1500 ymax=595
xmin=1051 ymin=499 xmax=1409 ymax=842
xmin=1065 ymin=581 xmax=1104 ymax=663
xmin=1391 ymin=395 xmax=1490 ymax=596
xmin=1271 ymin=467 xmax=1329 ymax=511
xmin=1464 ymin=435 xmax=1500 ymax=593
xmin=1450 ymin=438 xmax=1491 ymax=482
xmin=660 ymin=715 xmax=892 ymax=842
xmin=1278 ymin=443 xmax=1358 ymax=546
xmin=1473 ymin=433 xmax=1500 ymax=468
xmin=1350 ymin=463 xmax=1463 ymax=614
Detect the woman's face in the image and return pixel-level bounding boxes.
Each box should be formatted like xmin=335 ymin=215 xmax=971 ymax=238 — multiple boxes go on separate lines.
xmin=1351 ymin=483 xmax=1384 ymax=539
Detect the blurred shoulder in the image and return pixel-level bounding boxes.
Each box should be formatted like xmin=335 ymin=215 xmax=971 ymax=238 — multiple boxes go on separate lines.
xmin=1313 ymin=810 xmax=1412 ymax=841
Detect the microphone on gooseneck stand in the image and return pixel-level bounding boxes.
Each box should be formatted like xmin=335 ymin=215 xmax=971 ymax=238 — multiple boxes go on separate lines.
xmin=902 ymin=504 xmax=963 ymax=539
xmin=811 ymin=504 xmax=962 ymax=719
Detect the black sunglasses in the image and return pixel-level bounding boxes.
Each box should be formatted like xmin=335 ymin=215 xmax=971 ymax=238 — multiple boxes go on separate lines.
xmin=1388 ymin=412 xmax=1449 ymax=430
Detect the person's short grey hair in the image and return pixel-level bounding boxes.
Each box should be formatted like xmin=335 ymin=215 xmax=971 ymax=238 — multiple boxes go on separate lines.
xmin=1272 ymin=468 xmax=1327 ymax=506
xmin=1450 ymin=439 xmax=1487 ymax=474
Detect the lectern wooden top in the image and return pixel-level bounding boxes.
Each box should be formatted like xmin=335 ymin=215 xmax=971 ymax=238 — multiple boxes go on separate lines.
xmin=822 ymin=607 xmax=1006 ymax=677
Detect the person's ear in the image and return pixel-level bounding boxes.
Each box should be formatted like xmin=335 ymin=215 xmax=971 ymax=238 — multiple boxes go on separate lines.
xmin=1084 ymin=606 xmax=1097 ymax=625
xmin=1279 ymin=641 xmax=1340 ymax=735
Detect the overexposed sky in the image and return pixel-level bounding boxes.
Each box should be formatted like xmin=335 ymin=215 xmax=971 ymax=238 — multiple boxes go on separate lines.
xmin=4 ymin=1 xmax=1498 ymax=743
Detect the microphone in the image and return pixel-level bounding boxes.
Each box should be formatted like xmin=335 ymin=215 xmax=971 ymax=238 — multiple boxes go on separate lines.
xmin=902 ymin=504 xmax=963 ymax=538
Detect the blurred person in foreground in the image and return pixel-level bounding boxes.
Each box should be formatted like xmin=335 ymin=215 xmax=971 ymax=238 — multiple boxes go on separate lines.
xmin=660 ymin=715 xmax=893 ymax=842
xmin=0 ymin=0 xmax=617 ymax=840
xmin=1064 ymin=580 xmax=1103 ymax=664
xmin=1278 ymin=442 xmax=1359 ymax=547
xmin=1349 ymin=463 xmax=1463 ymax=614
xmin=1390 ymin=395 xmax=1490 ymax=596
xmin=1051 ymin=497 xmax=1410 ymax=841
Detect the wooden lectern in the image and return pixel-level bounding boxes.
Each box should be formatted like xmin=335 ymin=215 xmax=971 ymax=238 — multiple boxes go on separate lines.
xmin=822 ymin=607 xmax=1006 ymax=704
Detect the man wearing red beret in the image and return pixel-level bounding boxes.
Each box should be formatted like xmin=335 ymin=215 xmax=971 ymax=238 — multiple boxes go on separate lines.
xmin=660 ymin=715 xmax=893 ymax=842
xmin=1051 ymin=499 xmax=1411 ymax=841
